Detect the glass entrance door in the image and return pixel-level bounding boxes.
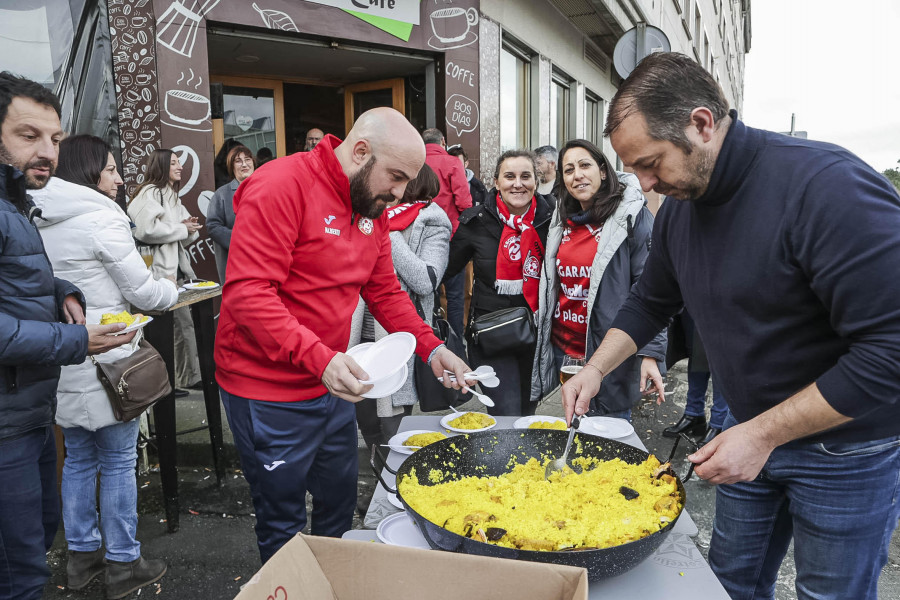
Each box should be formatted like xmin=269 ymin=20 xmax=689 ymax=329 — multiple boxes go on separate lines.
xmin=343 ymin=78 xmax=405 ymax=132
xmin=211 ymin=76 xmax=285 ymax=159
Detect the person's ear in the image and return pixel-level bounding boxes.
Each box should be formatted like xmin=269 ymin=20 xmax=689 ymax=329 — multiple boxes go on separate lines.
xmin=351 ymin=139 xmax=371 ymax=165
xmin=689 ymin=107 xmax=717 ymax=143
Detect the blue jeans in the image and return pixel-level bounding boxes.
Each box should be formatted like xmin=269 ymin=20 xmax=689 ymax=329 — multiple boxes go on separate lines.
xmin=0 ymin=426 xmax=59 ymax=600
xmin=551 ymin=344 xmax=631 ymax=421
xmin=61 ymin=420 xmax=141 ymax=562
xmin=684 ymin=371 xmax=729 ymax=429
xmin=709 ymin=413 xmax=900 ymax=599
xmin=220 ymin=388 xmax=358 ymax=563
xmin=443 ymin=271 xmax=465 ymax=338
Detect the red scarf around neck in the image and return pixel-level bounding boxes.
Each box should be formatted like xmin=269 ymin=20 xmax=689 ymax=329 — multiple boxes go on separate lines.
xmin=387 ymin=201 xmax=428 ymax=231
xmin=494 ymin=193 xmax=544 ymax=311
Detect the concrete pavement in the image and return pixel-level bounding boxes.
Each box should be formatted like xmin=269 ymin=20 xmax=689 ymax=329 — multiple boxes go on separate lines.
xmin=42 ymin=361 xmax=900 ymax=599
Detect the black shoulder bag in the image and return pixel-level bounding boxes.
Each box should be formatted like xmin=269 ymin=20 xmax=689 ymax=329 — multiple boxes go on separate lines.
xmin=413 ymin=291 xmax=468 ymax=412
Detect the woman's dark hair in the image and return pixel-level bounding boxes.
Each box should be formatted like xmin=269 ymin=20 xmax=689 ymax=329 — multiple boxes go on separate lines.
xmin=256 ymin=146 xmax=274 ymax=165
xmin=556 ymin=139 xmax=624 ymax=226
xmin=492 ymin=149 xmax=537 ymax=182
xmin=132 ymin=148 xmax=178 ymax=203
xmin=56 ymin=134 xmax=111 ymax=194
xmin=446 ymin=144 xmax=467 ymax=162
xmin=401 ymin=163 xmax=440 ymax=204
xmin=226 ymin=144 xmax=254 ymax=179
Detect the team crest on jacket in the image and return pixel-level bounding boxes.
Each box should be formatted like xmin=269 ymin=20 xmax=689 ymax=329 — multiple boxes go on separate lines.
xmin=358 ymin=217 xmax=374 ymax=235
xmin=523 ymin=252 xmax=540 ymax=279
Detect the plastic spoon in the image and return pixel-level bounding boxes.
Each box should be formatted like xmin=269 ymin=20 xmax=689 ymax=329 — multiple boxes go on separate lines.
xmin=439 ymin=372 xmax=500 ymax=388
xmin=439 ymin=366 xmax=497 ymax=384
xmin=461 ymin=385 xmax=495 ymax=408
xmin=380 ymin=444 xmax=422 ymax=451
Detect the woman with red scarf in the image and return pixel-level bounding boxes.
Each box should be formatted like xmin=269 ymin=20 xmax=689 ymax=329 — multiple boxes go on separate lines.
xmin=529 ymin=139 xmax=666 ymax=421
xmin=443 ymin=150 xmax=553 ymax=416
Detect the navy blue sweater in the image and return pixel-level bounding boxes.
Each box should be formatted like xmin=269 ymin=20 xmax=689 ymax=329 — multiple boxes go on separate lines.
xmin=613 ymin=111 xmax=900 ymax=443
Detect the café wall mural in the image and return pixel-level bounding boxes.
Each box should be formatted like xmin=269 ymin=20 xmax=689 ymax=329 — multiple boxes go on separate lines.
xmin=108 ymin=0 xmax=162 ymax=200
xmin=109 ymin=0 xmax=481 ymax=281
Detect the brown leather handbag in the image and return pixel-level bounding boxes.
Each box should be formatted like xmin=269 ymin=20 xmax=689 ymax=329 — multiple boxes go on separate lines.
xmin=92 ymin=339 xmax=172 ymax=422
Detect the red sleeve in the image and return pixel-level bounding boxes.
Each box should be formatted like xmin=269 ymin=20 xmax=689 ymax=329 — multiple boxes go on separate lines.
xmin=361 ymin=229 xmax=442 ymax=361
xmin=449 ymin=158 xmax=473 ymax=213
xmin=225 ymin=169 xmax=337 ymax=378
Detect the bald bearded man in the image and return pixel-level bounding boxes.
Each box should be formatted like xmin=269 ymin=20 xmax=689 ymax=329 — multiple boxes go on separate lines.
xmin=215 ymin=108 xmax=472 ymax=562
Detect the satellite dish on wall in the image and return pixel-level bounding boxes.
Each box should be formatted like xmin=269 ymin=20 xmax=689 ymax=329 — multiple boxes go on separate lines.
xmin=613 ymin=24 xmax=671 ymax=79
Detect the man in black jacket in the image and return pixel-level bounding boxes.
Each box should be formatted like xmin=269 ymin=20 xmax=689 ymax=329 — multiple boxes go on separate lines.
xmin=0 ymin=72 xmax=133 ymax=600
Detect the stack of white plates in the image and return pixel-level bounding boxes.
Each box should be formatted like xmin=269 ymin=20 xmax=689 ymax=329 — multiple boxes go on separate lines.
xmin=346 ymin=332 xmax=416 ymax=398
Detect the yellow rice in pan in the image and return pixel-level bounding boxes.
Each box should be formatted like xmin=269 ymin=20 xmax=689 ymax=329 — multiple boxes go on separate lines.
xmin=399 ymin=454 xmax=681 ymax=551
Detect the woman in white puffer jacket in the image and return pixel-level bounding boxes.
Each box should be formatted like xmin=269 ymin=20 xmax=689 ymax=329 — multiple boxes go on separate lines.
xmin=31 ymin=135 xmax=177 ymax=596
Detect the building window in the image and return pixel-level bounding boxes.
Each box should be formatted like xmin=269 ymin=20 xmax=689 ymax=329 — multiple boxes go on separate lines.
xmin=500 ymin=42 xmax=531 ymax=150
xmin=703 ymin=33 xmax=710 ymax=70
xmin=694 ymin=7 xmax=703 ymax=43
xmin=584 ymin=91 xmax=603 ymax=146
xmin=682 ymin=0 xmax=693 ymax=39
xmin=550 ymin=71 xmax=570 ymax=149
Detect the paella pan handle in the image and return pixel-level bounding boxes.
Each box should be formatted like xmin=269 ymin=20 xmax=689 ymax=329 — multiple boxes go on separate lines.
xmin=369 ymin=444 xmax=398 ymax=494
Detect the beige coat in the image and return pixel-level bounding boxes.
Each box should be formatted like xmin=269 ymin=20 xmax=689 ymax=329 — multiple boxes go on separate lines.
xmin=128 ymin=185 xmax=199 ymax=280
xmin=32 ymin=178 xmax=179 ymax=430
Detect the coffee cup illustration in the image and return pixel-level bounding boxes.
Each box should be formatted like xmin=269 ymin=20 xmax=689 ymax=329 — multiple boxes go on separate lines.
xmin=430 ymin=7 xmax=478 ymax=45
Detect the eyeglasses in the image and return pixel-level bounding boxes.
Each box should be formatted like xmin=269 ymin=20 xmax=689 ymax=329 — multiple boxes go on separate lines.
xmin=663 ymin=432 xmax=701 ymax=482
xmin=233 ymin=157 xmax=254 ymax=166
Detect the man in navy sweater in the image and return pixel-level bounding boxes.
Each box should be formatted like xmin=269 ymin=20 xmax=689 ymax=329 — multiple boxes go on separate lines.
xmin=563 ymin=52 xmax=900 ymax=599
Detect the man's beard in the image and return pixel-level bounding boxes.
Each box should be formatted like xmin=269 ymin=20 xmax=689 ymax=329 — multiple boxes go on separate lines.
xmin=0 ymin=141 xmax=55 ymax=189
xmin=654 ymin=146 xmax=715 ymax=201
xmin=349 ymin=157 xmax=395 ymax=219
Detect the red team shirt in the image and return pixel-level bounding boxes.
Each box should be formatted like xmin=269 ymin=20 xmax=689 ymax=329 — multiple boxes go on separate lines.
xmin=551 ymin=223 xmax=602 ymax=357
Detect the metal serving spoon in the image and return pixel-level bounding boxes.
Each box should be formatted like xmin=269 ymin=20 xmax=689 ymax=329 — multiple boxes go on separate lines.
xmin=544 ymin=416 xmax=581 ymax=480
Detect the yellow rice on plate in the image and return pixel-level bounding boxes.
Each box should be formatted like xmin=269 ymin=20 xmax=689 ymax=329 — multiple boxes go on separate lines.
xmin=528 ymin=420 xmax=566 ymax=430
xmin=404 ymin=432 xmax=447 ymax=448
xmin=100 ymin=311 xmax=144 ymax=326
xmin=399 ymin=454 xmax=681 ymax=551
xmin=448 ymin=412 xmax=495 ymax=430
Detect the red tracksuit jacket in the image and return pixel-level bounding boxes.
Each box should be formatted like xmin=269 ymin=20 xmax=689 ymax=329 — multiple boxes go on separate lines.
xmin=214 ymin=135 xmax=441 ymax=401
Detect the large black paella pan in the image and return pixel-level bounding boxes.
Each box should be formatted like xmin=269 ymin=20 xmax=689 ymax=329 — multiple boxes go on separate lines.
xmin=375 ymin=427 xmax=686 ymax=581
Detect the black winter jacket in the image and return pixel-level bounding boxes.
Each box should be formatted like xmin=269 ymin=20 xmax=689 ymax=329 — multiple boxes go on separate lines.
xmin=0 ymin=164 xmax=88 ymax=441
xmin=444 ymin=190 xmax=553 ymax=321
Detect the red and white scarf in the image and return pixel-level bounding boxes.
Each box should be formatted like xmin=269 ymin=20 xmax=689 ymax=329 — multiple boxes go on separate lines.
xmin=494 ymin=193 xmax=544 ymax=311
xmin=387 ymin=201 xmax=428 ymax=231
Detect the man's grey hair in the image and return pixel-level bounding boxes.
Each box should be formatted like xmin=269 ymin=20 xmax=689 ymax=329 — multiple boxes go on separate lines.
xmin=422 ymin=128 xmax=445 ymax=145
xmin=534 ymin=145 xmax=558 ymax=163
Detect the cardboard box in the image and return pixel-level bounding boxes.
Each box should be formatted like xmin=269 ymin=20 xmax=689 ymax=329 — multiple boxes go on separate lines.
xmin=235 ymin=533 xmax=589 ymax=600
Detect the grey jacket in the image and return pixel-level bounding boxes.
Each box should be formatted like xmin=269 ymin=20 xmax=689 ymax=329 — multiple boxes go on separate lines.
xmin=350 ymin=203 xmax=452 ymax=414
xmin=206 ymin=179 xmax=238 ymax=283
xmin=530 ymin=173 xmax=667 ymax=413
